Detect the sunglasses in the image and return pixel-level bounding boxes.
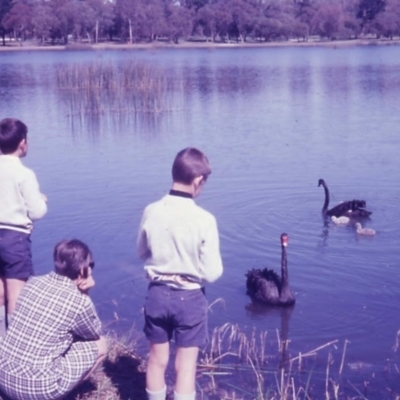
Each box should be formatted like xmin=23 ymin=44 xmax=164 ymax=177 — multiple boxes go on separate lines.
xmin=82 ymin=261 xmax=95 ymax=279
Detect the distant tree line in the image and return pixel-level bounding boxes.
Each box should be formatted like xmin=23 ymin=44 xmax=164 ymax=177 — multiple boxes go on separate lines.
xmin=1 ymin=0 xmax=400 ymax=46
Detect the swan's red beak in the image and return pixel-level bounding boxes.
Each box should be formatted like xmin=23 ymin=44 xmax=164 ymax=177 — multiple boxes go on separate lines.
xmin=281 ymin=233 xmax=288 ymax=247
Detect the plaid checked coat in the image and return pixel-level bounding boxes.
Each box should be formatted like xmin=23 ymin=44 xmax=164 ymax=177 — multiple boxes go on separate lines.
xmin=0 ymin=272 xmax=102 ymax=400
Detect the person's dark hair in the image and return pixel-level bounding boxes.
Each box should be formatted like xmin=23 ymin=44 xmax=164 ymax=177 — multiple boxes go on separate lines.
xmin=53 ymin=239 xmax=93 ymax=280
xmin=172 ymin=148 xmax=211 ymax=185
xmin=0 ymin=118 xmax=28 ymax=154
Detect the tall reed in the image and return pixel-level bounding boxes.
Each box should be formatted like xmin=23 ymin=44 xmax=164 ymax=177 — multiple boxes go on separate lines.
xmin=55 ymin=62 xmax=177 ymax=117
xmin=198 ymin=323 xmax=353 ymax=400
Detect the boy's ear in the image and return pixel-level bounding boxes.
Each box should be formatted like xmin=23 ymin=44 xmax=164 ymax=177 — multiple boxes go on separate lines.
xmin=18 ymin=138 xmax=28 ymax=154
xmin=193 ymin=175 xmax=204 ymax=187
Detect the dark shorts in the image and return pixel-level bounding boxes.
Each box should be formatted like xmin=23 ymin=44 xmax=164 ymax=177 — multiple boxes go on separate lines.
xmin=143 ymin=283 xmax=208 ymax=348
xmin=0 ymin=229 xmax=33 ymax=280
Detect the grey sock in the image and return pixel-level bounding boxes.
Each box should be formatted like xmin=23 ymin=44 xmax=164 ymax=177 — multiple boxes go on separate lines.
xmin=174 ymin=391 xmax=196 ymax=400
xmin=146 ymin=386 xmax=166 ymax=400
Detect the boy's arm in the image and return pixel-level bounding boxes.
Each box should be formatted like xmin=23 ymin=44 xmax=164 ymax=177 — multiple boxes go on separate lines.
xmin=73 ymin=297 xmax=102 ymax=340
xmin=20 ymin=169 xmax=47 ymax=220
xmin=137 ymin=211 xmax=151 ymax=260
xmin=199 ymin=216 xmax=223 ymax=283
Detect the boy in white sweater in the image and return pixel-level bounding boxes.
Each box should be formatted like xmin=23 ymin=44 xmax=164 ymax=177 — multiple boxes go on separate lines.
xmin=137 ymin=148 xmax=223 ymax=400
xmin=0 ymin=118 xmax=47 ymax=336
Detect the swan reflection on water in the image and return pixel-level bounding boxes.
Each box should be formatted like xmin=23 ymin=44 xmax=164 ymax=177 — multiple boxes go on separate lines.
xmin=245 ymin=302 xmax=294 ymax=369
xmin=319 ymin=217 xmax=330 ymax=248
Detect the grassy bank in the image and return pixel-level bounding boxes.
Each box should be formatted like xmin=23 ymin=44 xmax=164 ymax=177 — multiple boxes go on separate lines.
xmin=65 ymin=332 xmax=147 ymax=400
xmin=2 ymin=37 xmax=400 ymax=52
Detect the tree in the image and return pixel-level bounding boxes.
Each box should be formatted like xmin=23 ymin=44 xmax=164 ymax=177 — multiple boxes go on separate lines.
xmin=371 ymin=0 xmax=400 ymax=37
xmin=0 ymin=0 xmax=13 ymax=45
xmin=58 ymin=0 xmax=86 ymax=42
xmin=36 ymin=0 xmax=77 ymax=44
xmin=357 ymin=0 xmax=386 ymax=31
xmin=182 ymin=0 xmax=209 ymax=11
xmin=86 ymin=0 xmax=115 ymax=43
xmin=253 ymin=15 xmax=284 ymax=41
xmin=336 ymin=0 xmax=362 ymax=38
xmin=227 ymin=0 xmax=257 ymax=42
xmin=311 ymin=4 xmax=342 ymax=39
xmin=141 ymin=0 xmax=166 ymax=41
xmin=32 ymin=2 xmax=61 ymax=43
xmin=293 ymin=0 xmax=319 ymax=35
xmin=256 ymin=0 xmax=297 ymax=41
xmin=165 ymin=3 xmax=193 ymax=43
xmin=196 ymin=1 xmax=232 ymax=41
xmin=115 ymin=0 xmax=145 ymax=43
xmin=2 ymin=1 xmax=34 ymax=42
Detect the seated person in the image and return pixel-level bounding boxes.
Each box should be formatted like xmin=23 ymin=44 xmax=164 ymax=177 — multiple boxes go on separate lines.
xmin=0 ymin=239 xmax=107 ymax=400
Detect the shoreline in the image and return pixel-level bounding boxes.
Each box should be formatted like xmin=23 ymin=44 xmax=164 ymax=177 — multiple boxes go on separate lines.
xmin=1 ymin=37 xmax=400 ymax=51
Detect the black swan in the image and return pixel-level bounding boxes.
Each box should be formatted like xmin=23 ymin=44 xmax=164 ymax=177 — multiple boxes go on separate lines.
xmin=318 ymin=179 xmax=372 ymax=218
xmin=245 ymin=233 xmax=295 ymax=306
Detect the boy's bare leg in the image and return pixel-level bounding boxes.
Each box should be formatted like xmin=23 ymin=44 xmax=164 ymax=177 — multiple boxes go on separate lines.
xmin=5 ymin=278 xmax=27 ymax=315
xmin=0 ymin=277 xmax=5 ymax=307
xmin=0 ymin=277 xmax=6 ymax=337
xmin=174 ymin=346 xmax=199 ymax=395
xmin=146 ymin=342 xmax=169 ymax=392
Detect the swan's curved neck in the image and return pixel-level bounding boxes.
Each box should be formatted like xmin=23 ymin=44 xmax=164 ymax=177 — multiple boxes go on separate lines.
xmin=281 ymin=244 xmax=288 ymax=286
xmin=321 ymin=181 xmax=330 ymax=213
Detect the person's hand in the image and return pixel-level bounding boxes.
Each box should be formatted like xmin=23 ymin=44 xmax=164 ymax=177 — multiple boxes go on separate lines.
xmin=77 ymin=274 xmax=95 ymax=295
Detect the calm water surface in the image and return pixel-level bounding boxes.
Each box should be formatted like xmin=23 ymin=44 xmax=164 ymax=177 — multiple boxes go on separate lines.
xmin=1 ymin=45 xmax=400 ymax=393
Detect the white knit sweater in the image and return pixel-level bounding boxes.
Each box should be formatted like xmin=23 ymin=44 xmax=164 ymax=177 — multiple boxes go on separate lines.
xmin=0 ymin=155 xmax=47 ymax=233
xmin=137 ymin=192 xmax=223 ymax=290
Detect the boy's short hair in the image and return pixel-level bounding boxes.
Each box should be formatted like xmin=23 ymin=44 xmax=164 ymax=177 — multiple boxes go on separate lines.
xmin=53 ymin=239 xmax=93 ymax=280
xmin=172 ymin=148 xmax=211 ymax=185
xmin=0 ymin=118 xmax=28 ymax=154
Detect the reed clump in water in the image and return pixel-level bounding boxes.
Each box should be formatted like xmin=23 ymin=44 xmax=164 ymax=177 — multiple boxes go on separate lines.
xmin=56 ymin=62 xmax=176 ymax=116
xmin=197 ymin=323 xmax=366 ymax=400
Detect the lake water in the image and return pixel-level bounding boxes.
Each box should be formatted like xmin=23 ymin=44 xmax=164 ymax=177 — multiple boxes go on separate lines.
xmin=1 ymin=45 xmax=400 ymax=396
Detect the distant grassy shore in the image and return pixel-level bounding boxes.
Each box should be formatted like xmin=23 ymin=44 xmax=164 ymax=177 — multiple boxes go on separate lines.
xmin=1 ymin=37 xmax=400 ymax=51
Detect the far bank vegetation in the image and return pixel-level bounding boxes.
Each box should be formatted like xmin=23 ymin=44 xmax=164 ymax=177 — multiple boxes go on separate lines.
xmin=1 ymin=0 xmax=400 ymax=47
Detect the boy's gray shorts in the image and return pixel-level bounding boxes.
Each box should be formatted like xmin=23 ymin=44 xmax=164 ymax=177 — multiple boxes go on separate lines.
xmin=143 ymin=283 xmax=208 ymax=348
xmin=0 ymin=229 xmax=33 ymax=280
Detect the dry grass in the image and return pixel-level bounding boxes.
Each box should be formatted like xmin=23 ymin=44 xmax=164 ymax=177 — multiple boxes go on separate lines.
xmin=66 ymin=324 xmax=400 ymax=400
xmin=1 ymin=325 xmax=399 ymax=400
xmin=65 ymin=332 xmax=147 ymax=400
